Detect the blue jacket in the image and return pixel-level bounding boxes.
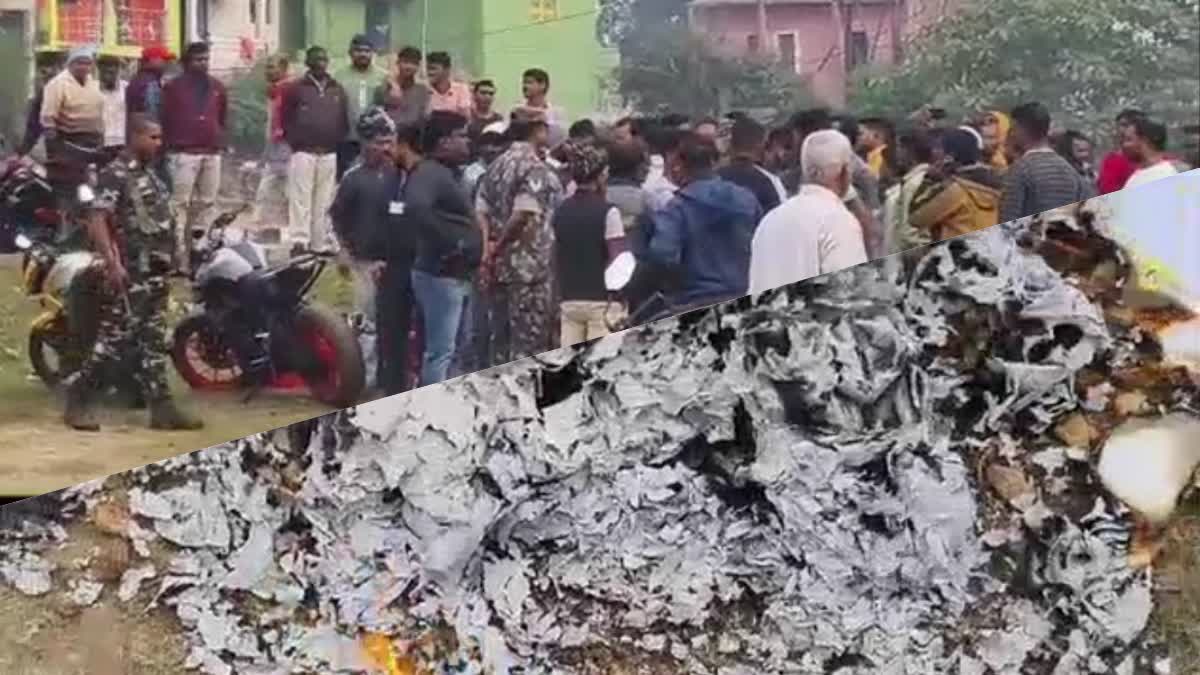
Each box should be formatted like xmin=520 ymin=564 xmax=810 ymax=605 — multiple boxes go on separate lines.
xmin=643 ymin=176 xmax=762 ymax=307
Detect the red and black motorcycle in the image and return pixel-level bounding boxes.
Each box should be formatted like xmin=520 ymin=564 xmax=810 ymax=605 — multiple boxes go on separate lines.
xmin=171 ymin=210 xmax=366 ymax=408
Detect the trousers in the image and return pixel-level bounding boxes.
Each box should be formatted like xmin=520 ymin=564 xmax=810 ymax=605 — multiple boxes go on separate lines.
xmin=411 ymin=270 xmax=470 ymax=386
xmin=169 ymin=152 xmax=222 ymax=272
xmin=560 ymin=300 xmax=623 ymax=347
xmin=376 ymin=261 xmax=414 ymax=396
xmin=488 ymin=280 xmax=556 ymax=366
xmin=64 ymin=276 xmax=171 ymax=402
xmin=287 ymin=151 xmax=337 ymax=252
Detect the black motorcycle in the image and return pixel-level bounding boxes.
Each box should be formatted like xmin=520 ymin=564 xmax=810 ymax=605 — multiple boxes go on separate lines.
xmin=170 ymin=208 xmax=366 ymax=408
xmin=0 ymin=159 xmax=59 ymax=252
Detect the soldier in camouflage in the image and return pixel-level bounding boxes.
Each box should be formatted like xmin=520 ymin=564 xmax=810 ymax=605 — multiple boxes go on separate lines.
xmin=476 ymin=113 xmax=564 ymax=365
xmin=61 ymin=114 xmax=204 ymax=432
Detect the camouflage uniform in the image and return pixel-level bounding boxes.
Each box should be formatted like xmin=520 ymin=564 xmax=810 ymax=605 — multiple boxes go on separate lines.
xmin=63 ymin=156 xmax=175 ymax=404
xmin=475 ymin=141 xmax=564 ymax=365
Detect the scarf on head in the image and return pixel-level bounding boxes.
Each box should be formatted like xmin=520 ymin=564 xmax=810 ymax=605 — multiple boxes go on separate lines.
xmin=67 ymin=45 xmax=98 ymax=65
xmin=989 ymin=111 xmax=1011 ymax=169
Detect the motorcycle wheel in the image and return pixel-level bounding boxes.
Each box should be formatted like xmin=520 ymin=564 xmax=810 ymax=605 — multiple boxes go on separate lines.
xmin=171 ymin=315 xmax=243 ymax=390
xmin=292 ymin=305 xmax=366 ymax=408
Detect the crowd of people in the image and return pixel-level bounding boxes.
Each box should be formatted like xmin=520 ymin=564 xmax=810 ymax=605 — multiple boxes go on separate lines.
xmin=9 ymin=36 xmax=1197 ymax=418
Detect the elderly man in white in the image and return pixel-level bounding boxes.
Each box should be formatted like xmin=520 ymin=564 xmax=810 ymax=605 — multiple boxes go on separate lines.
xmin=748 ymin=129 xmax=868 ymax=295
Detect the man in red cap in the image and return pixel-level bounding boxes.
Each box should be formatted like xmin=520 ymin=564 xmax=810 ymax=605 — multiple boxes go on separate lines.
xmin=126 ymin=45 xmax=174 ymax=185
xmin=126 ymin=45 xmax=174 ymax=124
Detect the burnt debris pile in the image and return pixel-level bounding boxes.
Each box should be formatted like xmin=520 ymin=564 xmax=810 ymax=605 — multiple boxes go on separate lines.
xmin=1 ymin=201 xmax=1195 ymax=675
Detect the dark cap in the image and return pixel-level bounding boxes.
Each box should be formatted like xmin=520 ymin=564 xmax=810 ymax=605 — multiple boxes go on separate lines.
xmin=350 ymin=34 xmax=375 ymax=50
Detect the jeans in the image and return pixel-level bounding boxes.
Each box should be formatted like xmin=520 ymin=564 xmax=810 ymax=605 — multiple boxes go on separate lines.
xmin=411 ymin=269 xmax=470 ymax=387
xmin=452 ymin=282 xmax=491 ymax=378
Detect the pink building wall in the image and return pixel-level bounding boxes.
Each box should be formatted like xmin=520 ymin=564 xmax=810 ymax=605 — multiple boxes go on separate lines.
xmin=690 ymin=0 xmax=953 ymax=106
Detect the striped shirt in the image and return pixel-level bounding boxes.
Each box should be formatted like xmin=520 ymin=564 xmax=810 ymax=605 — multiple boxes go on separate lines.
xmin=999 ymin=147 xmax=1095 ymax=224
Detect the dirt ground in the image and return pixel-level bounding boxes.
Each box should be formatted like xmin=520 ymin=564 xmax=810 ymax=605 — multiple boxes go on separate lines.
xmin=0 ymin=518 xmax=189 ymax=675
xmin=1152 ymin=499 xmax=1200 ymax=673
xmin=0 ymin=252 xmax=353 ymax=497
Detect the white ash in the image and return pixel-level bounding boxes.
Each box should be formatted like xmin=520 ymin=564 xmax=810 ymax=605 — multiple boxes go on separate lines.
xmin=0 ymin=205 xmax=1187 ymax=674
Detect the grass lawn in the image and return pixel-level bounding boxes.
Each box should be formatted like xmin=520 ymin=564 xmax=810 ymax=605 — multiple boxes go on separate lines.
xmin=0 ymin=253 xmax=355 ymax=497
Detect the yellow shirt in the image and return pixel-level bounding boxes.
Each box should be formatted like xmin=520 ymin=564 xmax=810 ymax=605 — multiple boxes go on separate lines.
xmin=867 ymin=145 xmax=887 ymax=177
xmin=40 ymin=70 xmax=105 ymax=136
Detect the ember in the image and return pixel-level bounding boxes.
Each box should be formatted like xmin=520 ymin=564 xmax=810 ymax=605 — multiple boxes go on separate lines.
xmin=361 ymin=632 xmax=415 ymax=675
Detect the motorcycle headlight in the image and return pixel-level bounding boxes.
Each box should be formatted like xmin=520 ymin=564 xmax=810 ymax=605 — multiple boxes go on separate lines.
xmin=14 ymin=233 xmax=32 ymax=250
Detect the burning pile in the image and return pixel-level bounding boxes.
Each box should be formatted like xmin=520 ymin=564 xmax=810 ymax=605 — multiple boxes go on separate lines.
xmin=1 ymin=200 xmax=1196 ymax=675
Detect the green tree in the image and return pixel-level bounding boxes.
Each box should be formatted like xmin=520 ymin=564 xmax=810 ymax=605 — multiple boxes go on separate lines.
xmin=616 ymin=25 xmax=814 ymax=119
xmin=228 ymin=62 xmax=270 ymax=156
xmin=850 ymin=0 xmax=1200 ymax=140
xmin=596 ymin=0 xmax=690 ymax=48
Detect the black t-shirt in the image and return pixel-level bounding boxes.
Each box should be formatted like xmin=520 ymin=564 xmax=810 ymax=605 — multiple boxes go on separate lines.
xmin=330 ymin=162 xmax=398 ymax=259
xmin=719 ymin=158 xmax=782 ymax=215
xmin=552 ymin=191 xmax=618 ymax=302
xmin=404 ymin=159 xmax=482 ymax=278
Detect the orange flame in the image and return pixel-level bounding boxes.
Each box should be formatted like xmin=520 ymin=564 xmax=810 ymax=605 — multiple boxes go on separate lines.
xmin=360 ymin=632 xmax=417 ymax=675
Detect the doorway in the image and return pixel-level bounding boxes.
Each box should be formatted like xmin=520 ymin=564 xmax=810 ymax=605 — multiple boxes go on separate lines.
xmin=0 ymin=10 xmax=31 ymax=149
xmin=279 ymin=0 xmax=307 ymax=55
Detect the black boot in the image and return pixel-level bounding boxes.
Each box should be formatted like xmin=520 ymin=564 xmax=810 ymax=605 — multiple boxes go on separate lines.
xmin=63 ymin=380 xmax=100 ymax=432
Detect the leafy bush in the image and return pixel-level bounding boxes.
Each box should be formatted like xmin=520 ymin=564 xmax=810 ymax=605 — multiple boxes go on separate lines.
xmin=227 ymin=62 xmax=270 ymax=157
xmin=849 ymin=0 xmax=1200 ymax=142
xmin=616 ymin=26 xmax=815 ymax=120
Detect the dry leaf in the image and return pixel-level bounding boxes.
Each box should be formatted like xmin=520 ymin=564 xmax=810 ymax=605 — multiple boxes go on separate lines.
xmin=1054 ymin=413 xmax=1097 ymax=449
xmin=1114 ymin=390 xmax=1148 ymax=416
xmin=1128 ymin=518 xmax=1165 ymax=570
xmin=91 ymin=501 xmax=132 ymax=537
xmin=92 ymin=538 xmax=133 ymax=582
xmin=986 ymin=464 xmax=1035 ymax=505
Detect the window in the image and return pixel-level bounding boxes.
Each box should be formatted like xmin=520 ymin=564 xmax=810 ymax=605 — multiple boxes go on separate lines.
xmin=530 ymin=0 xmax=558 ymax=23
xmin=746 ymin=33 xmax=760 ymax=54
xmin=776 ymin=32 xmax=799 ymax=73
xmin=850 ymin=30 xmax=870 ymax=69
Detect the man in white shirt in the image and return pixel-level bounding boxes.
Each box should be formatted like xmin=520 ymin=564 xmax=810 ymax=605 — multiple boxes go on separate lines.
xmin=748 ymin=129 xmax=868 ymax=295
xmin=642 ymin=125 xmax=682 ymax=210
xmin=512 ymin=68 xmax=568 ymax=148
xmin=96 ymin=55 xmax=127 ymax=162
xmin=1123 ymin=116 xmax=1181 ymax=190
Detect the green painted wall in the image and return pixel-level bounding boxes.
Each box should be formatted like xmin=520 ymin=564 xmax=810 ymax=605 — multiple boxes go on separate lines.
xmin=305 ymin=0 xmax=366 ymax=56
xmin=388 ymin=0 xmax=483 ymax=78
xmin=287 ymin=0 xmax=608 ymax=119
xmin=480 ymin=0 xmax=605 ymax=118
